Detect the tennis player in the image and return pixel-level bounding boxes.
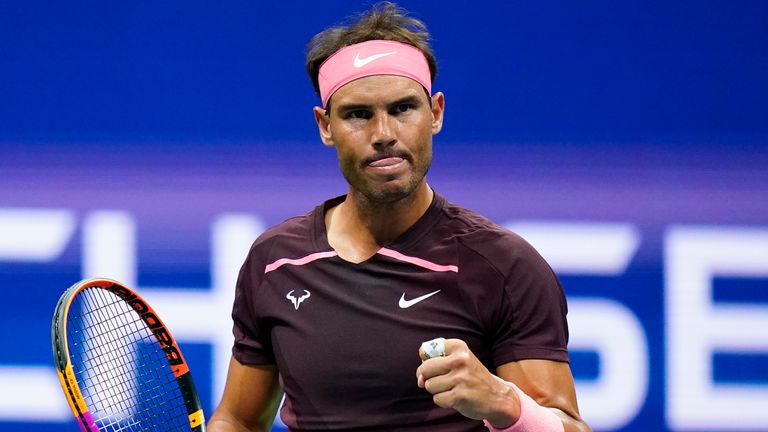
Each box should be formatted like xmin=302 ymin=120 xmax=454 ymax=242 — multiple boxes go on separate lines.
xmin=208 ymin=2 xmax=590 ymax=431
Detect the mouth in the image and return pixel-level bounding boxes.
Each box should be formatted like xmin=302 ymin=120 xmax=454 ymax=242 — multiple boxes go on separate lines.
xmin=364 ymin=152 xmax=410 ymax=167
xmin=364 ymin=153 xmax=410 ymax=174
xmin=368 ymin=156 xmax=404 ymax=168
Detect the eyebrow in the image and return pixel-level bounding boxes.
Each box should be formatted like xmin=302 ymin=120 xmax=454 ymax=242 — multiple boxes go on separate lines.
xmin=335 ymin=95 xmax=424 ymax=115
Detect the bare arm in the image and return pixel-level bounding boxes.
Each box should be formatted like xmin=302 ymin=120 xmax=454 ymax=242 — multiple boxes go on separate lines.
xmin=497 ymin=359 xmax=590 ymax=432
xmin=207 ymin=356 xmax=282 ymax=432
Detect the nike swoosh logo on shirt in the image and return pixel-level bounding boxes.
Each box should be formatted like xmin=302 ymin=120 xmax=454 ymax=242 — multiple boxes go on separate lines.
xmin=353 ymin=51 xmax=397 ymax=68
xmin=398 ymin=290 xmax=441 ymax=308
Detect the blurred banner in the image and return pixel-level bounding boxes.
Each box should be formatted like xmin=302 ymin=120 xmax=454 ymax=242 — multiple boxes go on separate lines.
xmin=1 ymin=2 xmax=767 ymax=431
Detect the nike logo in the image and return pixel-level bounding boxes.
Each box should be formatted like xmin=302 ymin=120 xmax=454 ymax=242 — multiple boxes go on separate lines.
xmin=353 ymin=51 xmax=397 ymax=68
xmin=398 ymin=290 xmax=441 ymax=308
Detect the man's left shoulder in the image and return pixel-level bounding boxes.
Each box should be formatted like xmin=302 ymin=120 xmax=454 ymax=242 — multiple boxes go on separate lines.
xmin=441 ymin=199 xmax=547 ymax=268
xmin=442 ymin=200 xmax=525 ymax=244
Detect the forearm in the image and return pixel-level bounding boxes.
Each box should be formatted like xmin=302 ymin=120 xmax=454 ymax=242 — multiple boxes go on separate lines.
xmin=208 ymin=358 xmax=282 ymax=432
xmin=207 ymin=415 xmax=269 ymax=432
xmin=551 ymin=408 xmax=592 ymax=432
xmin=486 ymin=379 xmax=590 ymax=432
xmin=492 ymin=360 xmax=590 ymax=432
xmin=483 ymin=379 xmax=563 ymax=432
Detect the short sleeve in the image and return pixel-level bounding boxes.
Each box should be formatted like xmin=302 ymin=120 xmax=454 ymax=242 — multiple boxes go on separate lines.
xmin=462 ymin=231 xmax=570 ymax=366
xmin=231 ymin=242 xmax=277 ymax=365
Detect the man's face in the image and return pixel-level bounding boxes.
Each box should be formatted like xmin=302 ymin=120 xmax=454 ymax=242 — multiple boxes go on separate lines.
xmin=314 ymin=75 xmax=445 ymax=204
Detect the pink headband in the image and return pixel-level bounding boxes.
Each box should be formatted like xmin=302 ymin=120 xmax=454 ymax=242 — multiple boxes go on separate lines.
xmin=318 ymin=40 xmax=432 ymax=108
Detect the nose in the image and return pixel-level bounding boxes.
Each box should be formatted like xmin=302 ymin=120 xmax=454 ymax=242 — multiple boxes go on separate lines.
xmin=371 ymin=113 xmax=396 ymax=148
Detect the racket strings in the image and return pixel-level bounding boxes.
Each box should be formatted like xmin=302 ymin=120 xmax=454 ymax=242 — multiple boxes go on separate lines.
xmin=67 ymin=288 xmax=191 ymax=431
xmin=76 ymin=292 xmax=161 ymax=426
xmin=76 ymin=289 xmax=188 ymax=431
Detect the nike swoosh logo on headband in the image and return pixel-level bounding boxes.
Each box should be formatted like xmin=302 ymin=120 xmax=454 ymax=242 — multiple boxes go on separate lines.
xmin=353 ymin=51 xmax=397 ymax=68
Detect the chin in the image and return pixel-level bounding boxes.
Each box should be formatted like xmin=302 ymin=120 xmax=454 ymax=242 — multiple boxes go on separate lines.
xmin=344 ymin=166 xmax=427 ymax=204
xmin=361 ymin=179 xmax=423 ymax=204
xmin=358 ymin=187 xmax=404 ymax=204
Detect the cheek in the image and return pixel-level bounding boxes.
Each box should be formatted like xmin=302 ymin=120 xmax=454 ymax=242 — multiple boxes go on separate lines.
xmin=332 ymin=127 xmax=365 ymax=152
xmin=335 ymin=143 xmax=361 ymax=173
xmin=333 ymin=127 xmax=369 ymax=156
xmin=412 ymin=125 xmax=434 ymax=155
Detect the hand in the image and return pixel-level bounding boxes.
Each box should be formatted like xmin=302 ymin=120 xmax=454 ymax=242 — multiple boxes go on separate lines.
xmin=415 ymin=338 xmax=521 ymax=428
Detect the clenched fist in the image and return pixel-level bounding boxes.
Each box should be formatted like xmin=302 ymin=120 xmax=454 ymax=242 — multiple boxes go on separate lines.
xmin=416 ymin=338 xmax=521 ymax=428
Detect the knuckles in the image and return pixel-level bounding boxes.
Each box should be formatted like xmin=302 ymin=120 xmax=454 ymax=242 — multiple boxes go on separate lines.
xmin=454 ymin=350 xmax=472 ymax=364
xmin=433 ymin=390 xmax=473 ymax=410
xmin=433 ymin=392 xmax=455 ymax=408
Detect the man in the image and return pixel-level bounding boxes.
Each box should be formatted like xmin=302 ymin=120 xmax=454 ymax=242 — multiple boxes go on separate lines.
xmin=208 ymin=3 xmax=590 ymax=431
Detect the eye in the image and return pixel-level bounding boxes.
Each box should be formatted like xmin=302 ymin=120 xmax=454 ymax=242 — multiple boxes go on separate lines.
xmin=392 ymin=103 xmax=414 ymax=114
xmin=345 ymin=109 xmax=372 ymax=120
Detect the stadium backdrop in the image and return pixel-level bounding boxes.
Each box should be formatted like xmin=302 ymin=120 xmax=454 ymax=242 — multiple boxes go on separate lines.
xmin=1 ymin=1 xmax=767 ymax=431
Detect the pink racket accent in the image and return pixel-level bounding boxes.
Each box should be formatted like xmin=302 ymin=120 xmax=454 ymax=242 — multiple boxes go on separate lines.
xmin=77 ymin=411 xmax=99 ymax=432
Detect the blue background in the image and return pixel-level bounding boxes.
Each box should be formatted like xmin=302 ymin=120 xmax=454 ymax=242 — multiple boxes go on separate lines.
xmin=1 ymin=1 xmax=767 ymax=431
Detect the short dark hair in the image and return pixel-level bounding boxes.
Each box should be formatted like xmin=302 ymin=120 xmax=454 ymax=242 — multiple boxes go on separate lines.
xmin=305 ymin=2 xmax=438 ymax=99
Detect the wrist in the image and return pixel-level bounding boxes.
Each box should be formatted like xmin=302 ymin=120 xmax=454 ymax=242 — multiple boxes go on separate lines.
xmin=484 ymin=377 xmax=520 ymax=429
xmin=482 ymin=380 xmax=564 ymax=432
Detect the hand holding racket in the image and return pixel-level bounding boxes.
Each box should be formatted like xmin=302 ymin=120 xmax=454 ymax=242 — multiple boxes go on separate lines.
xmin=52 ymin=278 xmax=205 ymax=431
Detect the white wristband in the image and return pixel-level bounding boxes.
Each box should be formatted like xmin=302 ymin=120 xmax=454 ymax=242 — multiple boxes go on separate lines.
xmin=483 ymin=382 xmax=564 ymax=432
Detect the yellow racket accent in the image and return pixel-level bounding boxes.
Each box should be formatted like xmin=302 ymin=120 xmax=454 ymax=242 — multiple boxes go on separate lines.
xmin=189 ymin=409 xmax=204 ymax=427
xmin=64 ymin=361 xmax=88 ymax=413
xmin=56 ymin=369 xmax=78 ymax=417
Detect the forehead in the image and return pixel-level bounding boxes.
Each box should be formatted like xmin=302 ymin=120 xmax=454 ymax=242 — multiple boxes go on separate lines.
xmin=331 ymin=75 xmax=427 ymax=105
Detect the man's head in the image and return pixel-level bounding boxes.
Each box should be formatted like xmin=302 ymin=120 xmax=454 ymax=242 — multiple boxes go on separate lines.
xmin=306 ymin=1 xmax=438 ymax=111
xmin=307 ymin=2 xmax=445 ymax=205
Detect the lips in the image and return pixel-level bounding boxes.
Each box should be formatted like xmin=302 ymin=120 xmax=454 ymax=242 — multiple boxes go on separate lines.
xmin=368 ymin=157 xmax=404 ymax=167
xmin=364 ymin=152 xmax=410 ymax=168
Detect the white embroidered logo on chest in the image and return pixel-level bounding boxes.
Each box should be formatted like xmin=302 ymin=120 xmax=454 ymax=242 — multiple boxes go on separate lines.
xmin=398 ymin=290 xmax=441 ymax=308
xmin=286 ymin=289 xmax=311 ymax=310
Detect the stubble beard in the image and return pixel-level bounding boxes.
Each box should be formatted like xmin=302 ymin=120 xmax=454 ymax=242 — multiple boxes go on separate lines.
xmin=341 ymin=153 xmax=432 ymax=206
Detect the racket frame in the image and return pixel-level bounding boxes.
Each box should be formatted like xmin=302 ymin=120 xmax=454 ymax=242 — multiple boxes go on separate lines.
xmin=52 ymin=278 xmax=205 ymax=432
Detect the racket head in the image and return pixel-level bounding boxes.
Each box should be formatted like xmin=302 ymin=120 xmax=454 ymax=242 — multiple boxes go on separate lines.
xmin=52 ymin=278 xmax=205 ymax=431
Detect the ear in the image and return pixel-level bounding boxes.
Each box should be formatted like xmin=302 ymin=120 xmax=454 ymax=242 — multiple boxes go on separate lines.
xmin=430 ymin=92 xmax=445 ymax=135
xmin=313 ymin=106 xmax=334 ymax=147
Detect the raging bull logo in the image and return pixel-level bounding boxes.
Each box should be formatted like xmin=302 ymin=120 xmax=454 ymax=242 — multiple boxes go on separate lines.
xmin=286 ymin=289 xmax=311 ymax=310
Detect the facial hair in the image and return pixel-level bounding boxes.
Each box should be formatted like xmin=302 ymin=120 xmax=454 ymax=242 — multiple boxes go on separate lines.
xmin=338 ymin=146 xmax=432 ymax=204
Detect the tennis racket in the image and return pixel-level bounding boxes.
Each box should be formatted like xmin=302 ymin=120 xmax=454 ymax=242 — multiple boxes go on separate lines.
xmin=52 ymin=278 xmax=205 ymax=431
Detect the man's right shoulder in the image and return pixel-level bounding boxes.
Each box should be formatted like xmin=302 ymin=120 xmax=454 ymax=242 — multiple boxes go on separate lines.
xmin=252 ymin=209 xmax=317 ymax=252
xmin=243 ymin=196 xmax=339 ymax=268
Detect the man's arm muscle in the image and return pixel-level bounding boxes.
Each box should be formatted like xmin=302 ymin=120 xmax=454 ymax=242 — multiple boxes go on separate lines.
xmin=497 ymin=359 xmax=591 ymax=432
xmin=207 ymin=356 xmax=282 ymax=432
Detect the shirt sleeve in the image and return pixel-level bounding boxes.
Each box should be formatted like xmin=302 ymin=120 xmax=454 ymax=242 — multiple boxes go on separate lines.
xmin=463 ymin=231 xmax=570 ymax=366
xmin=231 ymin=241 xmax=277 ymax=365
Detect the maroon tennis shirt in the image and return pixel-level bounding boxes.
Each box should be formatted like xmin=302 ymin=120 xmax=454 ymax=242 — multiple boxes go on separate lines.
xmin=232 ymin=193 xmax=569 ymax=431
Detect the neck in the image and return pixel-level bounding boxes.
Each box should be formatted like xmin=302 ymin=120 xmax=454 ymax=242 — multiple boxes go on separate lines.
xmin=325 ymin=182 xmax=433 ymax=263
